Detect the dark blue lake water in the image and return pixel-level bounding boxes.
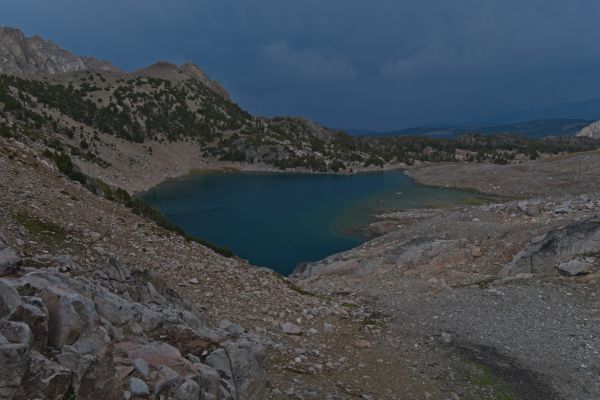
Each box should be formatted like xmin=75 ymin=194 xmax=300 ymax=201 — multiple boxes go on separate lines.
xmin=139 ymin=171 xmax=483 ymax=275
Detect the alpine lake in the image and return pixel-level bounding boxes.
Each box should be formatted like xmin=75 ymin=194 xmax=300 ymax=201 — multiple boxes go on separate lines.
xmin=138 ymin=170 xmax=491 ymax=275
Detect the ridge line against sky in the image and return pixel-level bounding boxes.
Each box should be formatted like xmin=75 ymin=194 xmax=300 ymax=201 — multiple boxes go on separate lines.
xmin=3 ymin=0 xmax=600 ymax=130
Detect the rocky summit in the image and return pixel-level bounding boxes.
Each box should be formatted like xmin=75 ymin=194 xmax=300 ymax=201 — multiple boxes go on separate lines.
xmin=0 ymin=25 xmax=600 ymax=400
xmin=0 ymin=27 xmax=118 ymax=74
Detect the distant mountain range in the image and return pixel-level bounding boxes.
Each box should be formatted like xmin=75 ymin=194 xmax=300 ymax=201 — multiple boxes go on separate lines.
xmin=346 ymin=118 xmax=594 ymax=138
xmin=489 ymin=98 xmax=600 ymax=125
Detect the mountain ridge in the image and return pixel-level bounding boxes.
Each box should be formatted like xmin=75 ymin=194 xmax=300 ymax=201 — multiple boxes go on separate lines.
xmin=0 ymin=26 xmax=118 ymax=74
xmin=346 ymin=118 xmax=593 ymax=138
xmin=0 ymin=26 xmax=597 ymax=193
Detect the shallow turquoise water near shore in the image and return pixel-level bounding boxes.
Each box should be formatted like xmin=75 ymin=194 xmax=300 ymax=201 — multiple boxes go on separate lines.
xmin=139 ymin=171 xmax=484 ymax=275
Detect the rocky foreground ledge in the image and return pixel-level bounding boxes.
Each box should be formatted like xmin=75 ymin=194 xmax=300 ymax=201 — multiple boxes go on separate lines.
xmin=0 ymin=247 xmax=266 ymax=400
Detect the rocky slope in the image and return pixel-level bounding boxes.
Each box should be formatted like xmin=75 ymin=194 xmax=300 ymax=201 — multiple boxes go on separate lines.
xmin=294 ymin=152 xmax=600 ymax=400
xmin=0 ymin=135 xmax=409 ymax=399
xmin=577 ymin=120 xmax=600 ymax=139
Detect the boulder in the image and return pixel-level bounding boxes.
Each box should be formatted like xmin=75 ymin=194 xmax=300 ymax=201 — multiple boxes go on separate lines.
xmin=208 ymin=339 xmax=267 ymax=400
xmin=53 ymin=255 xmax=80 ymax=273
xmin=194 ymin=363 xmax=221 ymax=398
xmin=0 ymin=320 xmax=32 ymax=346
xmin=14 ymin=351 xmax=72 ymax=400
xmin=11 ymin=297 xmax=49 ymax=350
xmin=501 ymin=216 xmax=600 ymax=276
xmin=0 ymin=241 xmax=20 ymax=276
xmin=40 ymin=285 xmax=97 ymax=348
xmin=129 ymin=377 xmax=150 ymax=397
xmin=0 ymin=280 xmax=22 ymax=318
xmin=557 ymin=259 xmax=592 ymax=276
xmin=0 ymin=342 xmax=29 ymax=399
xmin=133 ymin=357 xmax=150 ymax=377
xmin=176 ymin=379 xmax=201 ymax=400
xmin=56 ymin=327 xmax=118 ymax=400
xmin=154 ymin=364 xmax=181 ymax=394
xmin=281 ymin=322 xmax=303 ymax=335
xmin=105 ymin=257 xmax=130 ymax=283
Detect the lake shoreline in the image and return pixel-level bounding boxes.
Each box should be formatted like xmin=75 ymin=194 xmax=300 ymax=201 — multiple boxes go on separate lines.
xmin=133 ymin=161 xmax=409 ymax=196
xmin=139 ymin=170 xmax=487 ymax=275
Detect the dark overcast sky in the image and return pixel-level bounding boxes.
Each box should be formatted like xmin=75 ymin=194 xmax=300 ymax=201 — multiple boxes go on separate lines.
xmin=3 ymin=0 xmax=600 ymax=130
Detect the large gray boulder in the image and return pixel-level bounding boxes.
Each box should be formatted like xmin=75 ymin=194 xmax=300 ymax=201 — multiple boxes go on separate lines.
xmin=0 ymin=281 xmax=22 ymax=318
xmin=208 ymin=339 xmax=267 ymax=400
xmin=13 ymin=351 xmax=72 ymax=400
xmin=0 ymin=342 xmax=30 ymax=399
xmin=55 ymin=327 xmax=118 ymax=400
xmin=557 ymin=259 xmax=592 ymax=276
xmin=0 ymin=241 xmax=20 ymax=276
xmin=501 ymin=216 xmax=600 ymax=276
xmin=40 ymin=285 xmax=97 ymax=348
xmin=11 ymin=297 xmax=49 ymax=350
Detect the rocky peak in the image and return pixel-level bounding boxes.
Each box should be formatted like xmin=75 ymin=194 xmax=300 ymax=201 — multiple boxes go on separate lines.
xmin=0 ymin=26 xmax=119 ymax=74
xmin=576 ymin=120 xmax=600 ymax=139
xmin=135 ymin=61 xmax=230 ymax=100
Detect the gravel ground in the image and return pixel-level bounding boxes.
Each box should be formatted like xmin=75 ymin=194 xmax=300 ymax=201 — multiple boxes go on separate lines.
xmin=297 ymin=152 xmax=600 ymax=400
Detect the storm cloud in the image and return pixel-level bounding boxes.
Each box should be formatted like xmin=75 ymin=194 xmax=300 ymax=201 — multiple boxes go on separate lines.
xmin=3 ymin=0 xmax=600 ymax=129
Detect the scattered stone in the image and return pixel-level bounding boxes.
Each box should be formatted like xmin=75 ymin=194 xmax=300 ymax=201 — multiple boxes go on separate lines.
xmin=176 ymin=379 xmax=201 ymax=400
xmin=133 ymin=357 xmax=150 ymax=377
xmin=470 ymin=247 xmax=482 ymax=258
xmin=281 ymin=322 xmax=303 ymax=335
xmin=354 ymin=340 xmax=371 ymax=349
xmin=129 ymin=377 xmax=150 ymax=397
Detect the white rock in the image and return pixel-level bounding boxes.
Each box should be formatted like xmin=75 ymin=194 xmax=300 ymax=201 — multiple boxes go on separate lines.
xmin=281 ymin=322 xmax=302 ymax=335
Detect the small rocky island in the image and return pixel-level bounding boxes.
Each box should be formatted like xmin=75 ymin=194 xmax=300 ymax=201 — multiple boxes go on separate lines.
xmin=0 ymin=26 xmax=599 ymax=399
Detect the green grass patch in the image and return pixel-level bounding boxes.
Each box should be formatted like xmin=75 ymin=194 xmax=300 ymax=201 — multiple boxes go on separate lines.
xmin=14 ymin=211 xmax=67 ymax=246
xmin=462 ymin=196 xmax=498 ymax=206
xmin=471 ymin=365 xmax=519 ymax=400
xmin=274 ymin=273 xmax=331 ymax=301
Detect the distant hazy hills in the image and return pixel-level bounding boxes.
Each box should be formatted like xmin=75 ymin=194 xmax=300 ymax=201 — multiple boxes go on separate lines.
xmin=490 ymin=97 xmax=600 ymax=125
xmin=347 ymin=119 xmax=594 ymax=138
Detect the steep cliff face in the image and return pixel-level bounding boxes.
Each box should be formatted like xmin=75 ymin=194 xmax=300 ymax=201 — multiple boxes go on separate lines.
xmin=0 ymin=26 xmax=118 ymax=74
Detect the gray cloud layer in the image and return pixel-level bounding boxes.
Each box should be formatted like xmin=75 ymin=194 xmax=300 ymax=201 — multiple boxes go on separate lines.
xmin=3 ymin=0 xmax=600 ymax=129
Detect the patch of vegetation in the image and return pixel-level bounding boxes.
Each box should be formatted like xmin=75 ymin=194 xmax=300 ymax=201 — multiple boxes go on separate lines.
xmin=61 ymin=386 xmax=75 ymax=400
xmin=461 ymin=196 xmax=498 ymax=206
xmin=42 ymin=150 xmax=87 ymax=185
xmin=85 ymin=177 xmax=234 ymax=257
xmin=274 ymin=273 xmax=331 ymax=301
xmin=14 ymin=211 xmax=68 ymax=246
xmin=470 ymin=364 xmax=519 ymax=400
xmin=341 ymin=302 xmax=359 ymax=310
